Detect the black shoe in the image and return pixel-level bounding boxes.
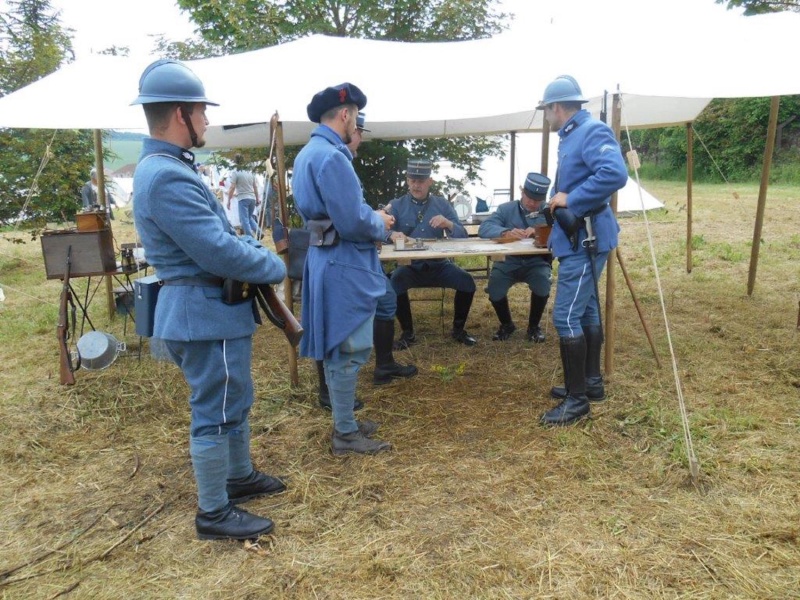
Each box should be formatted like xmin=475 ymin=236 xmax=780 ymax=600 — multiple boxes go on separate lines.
xmin=318 ymin=389 xmax=363 ymax=411
xmin=195 ymin=502 xmax=274 ymax=541
xmin=358 ymin=419 xmax=380 ymax=438
xmin=452 ymin=328 xmax=477 ymax=346
xmin=227 ymin=471 xmax=286 ymax=505
xmin=527 ymin=326 xmax=546 ymax=343
xmin=492 ymin=323 xmax=516 ymax=341
xmin=393 ymin=330 xmax=417 ymax=351
xmin=540 ymin=395 xmax=590 ymax=427
xmin=373 ymin=361 xmax=418 ymax=385
xmin=550 ymin=376 xmax=606 ymax=402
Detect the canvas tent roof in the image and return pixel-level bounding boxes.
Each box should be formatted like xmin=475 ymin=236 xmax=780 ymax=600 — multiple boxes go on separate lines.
xmin=0 ymin=11 xmax=798 ymax=146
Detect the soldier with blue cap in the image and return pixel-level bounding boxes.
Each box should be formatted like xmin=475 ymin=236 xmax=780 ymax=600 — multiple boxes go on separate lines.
xmin=478 ymin=172 xmax=553 ymax=342
xmin=293 ymin=83 xmax=396 ymax=455
xmin=537 ymin=74 xmax=628 ymax=426
xmin=385 ymin=158 xmax=478 ymax=347
xmin=131 ymin=59 xmax=288 ymax=541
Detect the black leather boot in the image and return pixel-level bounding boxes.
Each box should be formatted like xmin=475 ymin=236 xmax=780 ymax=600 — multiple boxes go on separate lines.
xmin=526 ymin=293 xmax=549 ymax=343
xmin=541 ymin=336 xmax=590 ymax=426
xmin=452 ymin=290 xmax=477 ymax=345
xmin=550 ymin=324 xmax=606 ymax=401
xmin=490 ymin=297 xmax=516 ymax=341
xmin=393 ymin=292 xmax=416 ymax=350
xmin=195 ymin=502 xmax=274 ymax=541
xmin=317 ymin=360 xmax=363 ymax=411
xmin=373 ymin=319 xmax=418 ymax=385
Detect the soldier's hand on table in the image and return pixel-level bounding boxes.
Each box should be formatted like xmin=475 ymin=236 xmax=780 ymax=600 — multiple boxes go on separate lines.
xmin=429 ymin=215 xmax=452 ymax=230
xmin=503 ymin=228 xmax=528 ymax=240
xmin=523 ymin=227 xmax=537 ymax=238
xmin=389 ymin=231 xmax=406 ymax=242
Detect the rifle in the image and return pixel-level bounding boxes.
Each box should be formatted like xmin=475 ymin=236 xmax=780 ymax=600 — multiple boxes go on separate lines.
xmin=254 ymin=284 xmax=304 ymax=347
xmin=57 ymin=246 xmax=79 ymax=385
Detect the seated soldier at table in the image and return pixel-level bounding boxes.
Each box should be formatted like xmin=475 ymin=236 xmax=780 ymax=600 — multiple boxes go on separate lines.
xmin=386 ymin=158 xmax=478 ymax=347
xmin=478 ymin=172 xmax=553 ymax=342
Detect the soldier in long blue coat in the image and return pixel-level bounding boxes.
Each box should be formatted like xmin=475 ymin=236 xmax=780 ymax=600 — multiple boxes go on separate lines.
xmin=132 ymin=60 xmax=287 ymax=541
xmin=478 ymin=172 xmax=553 ymax=342
xmin=386 ymin=159 xmax=478 ymax=347
xmin=293 ymin=83 xmax=395 ymax=456
xmin=537 ymin=75 xmax=628 ymax=426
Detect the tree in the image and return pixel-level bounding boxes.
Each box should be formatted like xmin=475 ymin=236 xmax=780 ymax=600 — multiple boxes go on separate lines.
xmin=0 ymin=0 xmax=95 ymax=226
xmin=171 ymin=0 xmax=510 ymax=207
xmin=716 ymin=0 xmax=800 ymax=15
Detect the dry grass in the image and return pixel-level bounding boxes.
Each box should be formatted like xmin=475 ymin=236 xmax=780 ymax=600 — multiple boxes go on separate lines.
xmin=0 ymin=181 xmax=798 ymax=599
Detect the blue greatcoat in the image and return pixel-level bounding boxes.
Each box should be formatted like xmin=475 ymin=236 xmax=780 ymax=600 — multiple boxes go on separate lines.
xmin=292 ymin=125 xmax=387 ymax=360
xmin=133 ymin=138 xmax=286 ymax=342
xmin=549 ymin=109 xmax=628 ymax=259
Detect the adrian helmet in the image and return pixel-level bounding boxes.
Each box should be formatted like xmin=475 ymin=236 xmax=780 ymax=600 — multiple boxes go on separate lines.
xmin=131 ymin=59 xmax=218 ymax=106
xmin=537 ymin=75 xmax=588 ymax=110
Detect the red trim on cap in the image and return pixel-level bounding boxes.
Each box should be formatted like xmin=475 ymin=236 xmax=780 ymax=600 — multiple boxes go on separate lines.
xmin=339 ymin=89 xmax=347 ymax=103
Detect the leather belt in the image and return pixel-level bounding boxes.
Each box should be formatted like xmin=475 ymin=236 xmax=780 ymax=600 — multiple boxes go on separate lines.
xmin=162 ymin=277 xmax=224 ymax=287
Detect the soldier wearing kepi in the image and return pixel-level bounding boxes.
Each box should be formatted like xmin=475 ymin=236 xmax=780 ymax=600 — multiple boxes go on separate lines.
xmin=537 ymin=74 xmax=628 ymax=426
xmin=386 ymin=158 xmax=478 ymax=347
xmin=478 ymin=172 xmax=553 ymax=342
xmin=293 ymin=83 xmax=394 ymax=455
xmin=131 ymin=60 xmax=287 ymax=541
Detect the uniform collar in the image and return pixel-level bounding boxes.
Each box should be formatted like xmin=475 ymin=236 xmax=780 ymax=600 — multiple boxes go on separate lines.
xmin=143 ymin=137 xmax=196 ymax=169
xmin=559 ymin=109 xmax=590 ymax=138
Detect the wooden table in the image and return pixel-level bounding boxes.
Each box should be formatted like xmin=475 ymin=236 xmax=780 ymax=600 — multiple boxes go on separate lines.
xmin=379 ymin=237 xmax=550 ymax=265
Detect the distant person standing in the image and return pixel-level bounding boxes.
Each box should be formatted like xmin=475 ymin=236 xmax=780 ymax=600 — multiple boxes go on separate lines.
xmin=537 ymin=75 xmax=628 ymax=426
xmin=227 ymin=154 xmax=261 ymax=238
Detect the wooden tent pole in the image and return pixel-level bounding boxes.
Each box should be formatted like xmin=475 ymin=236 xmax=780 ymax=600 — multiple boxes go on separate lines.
xmin=93 ymin=129 xmax=115 ymax=319
xmin=509 ymin=132 xmax=516 ymax=195
xmin=747 ymin=95 xmax=780 ymax=296
xmin=604 ymin=93 xmax=622 ymax=376
xmin=686 ymin=123 xmax=694 ymax=273
xmin=540 ymin=120 xmax=551 ymax=176
xmin=270 ymin=112 xmax=299 ymax=386
xmin=615 ymin=248 xmax=661 ymax=368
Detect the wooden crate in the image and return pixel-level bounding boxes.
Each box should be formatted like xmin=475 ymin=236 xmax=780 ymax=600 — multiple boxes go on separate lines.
xmin=76 ymin=210 xmax=110 ymax=232
xmin=41 ymin=229 xmax=116 ymax=279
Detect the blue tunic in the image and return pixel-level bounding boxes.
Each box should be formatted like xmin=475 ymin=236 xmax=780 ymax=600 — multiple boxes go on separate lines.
xmin=292 ymin=125 xmax=387 ymax=360
xmin=133 ymin=138 xmax=286 ymax=342
xmin=549 ymin=109 xmax=628 ymax=258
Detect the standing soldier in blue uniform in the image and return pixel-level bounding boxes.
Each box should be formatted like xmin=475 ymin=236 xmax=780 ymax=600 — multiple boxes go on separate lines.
xmin=537 ymin=75 xmax=628 ymax=426
xmin=132 ymin=60 xmax=288 ymax=541
xmin=293 ymin=83 xmax=395 ymax=455
xmin=478 ymin=172 xmax=553 ymax=342
xmin=386 ymin=159 xmax=478 ymax=347
xmin=313 ymin=112 xmax=418 ymax=410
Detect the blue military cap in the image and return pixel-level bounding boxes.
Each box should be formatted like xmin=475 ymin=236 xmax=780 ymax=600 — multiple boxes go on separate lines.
xmin=356 ymin=111 xmax=370 ymax=132
xmin=306 ymin=82 xmax=367 ymax=123
xmin=407 ymin=158 xmax=432 ymax=179
xmin=523 ymin=172 xmax=551 ymax=199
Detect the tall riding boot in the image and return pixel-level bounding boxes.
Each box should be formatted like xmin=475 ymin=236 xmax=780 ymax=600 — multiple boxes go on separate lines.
xmin=192 ymin=434 xmax=275 ymax=540
xmin=583 ymin=324 xmax=606 ymax=401
xmin=527 ymin=293 xmax=549 ymax=343
xmin=541 ymin=336 xmax=590 ymax=426
xmin=490 ymin=297 xmax=516 ymax=341
xmin=373 ymin=318 xmax=418 ymax=385
xmin=452 ymin=290 xmax=477 ymax=346
xmin=317 ymin=359 xmax=363 ymax=411
xmin=550 ymin=324 xmax=606 ymax=401
xmin=393 ymin=292 xmax=416 ymax=350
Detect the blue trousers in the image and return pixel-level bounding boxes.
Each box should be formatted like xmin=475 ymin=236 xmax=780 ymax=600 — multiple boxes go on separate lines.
xmin=553 ymin=251 xmax=609 ymax=338
xmin=237 ymin=196 xmax=259 ymax=237
xmin=324 ymin=316 xmax=373 ymax=434
xmin=390 ymin=260 xmax=476 ymax=295
xmin=375 ymin=274 xmax=397 ymax=320
xmin=487 ymin=258 xmax=551 ymax=302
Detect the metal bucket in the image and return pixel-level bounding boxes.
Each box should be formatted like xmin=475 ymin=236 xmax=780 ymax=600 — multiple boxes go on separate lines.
xmin=76 ymin=331 xmax=126 ymax=370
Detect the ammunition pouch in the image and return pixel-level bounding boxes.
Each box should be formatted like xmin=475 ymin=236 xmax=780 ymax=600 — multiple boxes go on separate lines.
xmin=307 ymin=218 xmax=339 ymax=247
xmin=222 ymin=279 xmax=254 ymax=304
